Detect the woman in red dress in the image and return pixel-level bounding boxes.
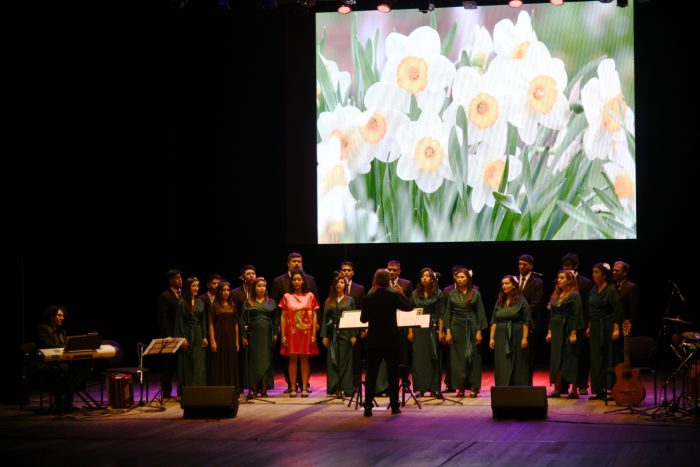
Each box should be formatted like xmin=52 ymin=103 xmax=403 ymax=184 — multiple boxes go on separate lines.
xmin=279 ymin=268 xmax=319 ymax=397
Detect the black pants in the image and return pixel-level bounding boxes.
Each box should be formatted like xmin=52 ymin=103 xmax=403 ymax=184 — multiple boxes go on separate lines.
xmin=365 ymin=349 xmax=399 ymax=410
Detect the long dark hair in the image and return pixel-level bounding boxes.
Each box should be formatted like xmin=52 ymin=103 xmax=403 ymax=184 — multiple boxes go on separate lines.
xmin=497 ymin=275 xmax=523 ymax=306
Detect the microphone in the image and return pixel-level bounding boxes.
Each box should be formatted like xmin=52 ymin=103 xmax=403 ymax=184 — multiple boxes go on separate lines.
xmin=671 ymin=281 xmax=686 ymax=303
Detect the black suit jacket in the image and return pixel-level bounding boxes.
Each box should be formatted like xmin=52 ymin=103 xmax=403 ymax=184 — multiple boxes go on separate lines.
xmin=156 ymin=289 xmax=181 ymax=337
xmin=521 ymin=274 xmax=544 ymax=330
xmin=270 ymin=272 xmax=320 ymax=305
xmin=393 ymin=277 xmax=413 ymax=296
xmin=618 ymin=279 xmax=640 ymax=325
xmin=576 ymin=274 xmax=593 ymax=322
xmin=360 ymin=288 xmax=413 ymax=351
xmin=348 ymin=282 xmax=366 ymax=310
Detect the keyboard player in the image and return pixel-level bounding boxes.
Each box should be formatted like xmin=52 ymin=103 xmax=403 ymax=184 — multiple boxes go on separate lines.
xmin=36 ymin=305 xmax=81 ymax=413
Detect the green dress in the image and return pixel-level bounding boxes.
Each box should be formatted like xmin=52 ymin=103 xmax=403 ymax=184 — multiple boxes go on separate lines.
xmin=174 ymin=298 xmax=207 ymax=391
xmin=320 ymin=296 xmax=357 ymax=395
xmin=241 ymin=298 xmax=278 ymax=391
xmin=491 ymin=298 xmax=531 ymax=386
xmin=410 ymin=290 xmax=445 ymax=394
xmin=588 ymin=284 xmax=623 ymax=395
xmin=444 ymin=289 xmax=488 ymax=391
xmin=549 ymin=291 xmax=584 ymax=385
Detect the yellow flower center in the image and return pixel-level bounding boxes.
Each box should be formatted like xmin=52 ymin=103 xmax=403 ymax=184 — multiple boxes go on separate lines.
xmin=602 ymin=94 xmax=626 ymax=134
xmin=469 ymin=93 xmax=499 ymax=129
xmin=330 ymin=129 xmax=351 ymax=160
xmin=360 ymin=113 xmax=387 ymax=144
xmin=512 ymin=41 xmax=531 ymax=60
xmin=527 ymin=75 xmax=557 ymax=114
xmin=396 ymin=56 xmax=428 ymax=95
xmin=614 ymin=173 xmax=634 ymax=200
xmin=483 ymin=159 xmax=505 ymax=190
xmin=414 ymin=137 xmax=443 ymax=172
xmin=324 ymin=165 xmax=347 ymax=193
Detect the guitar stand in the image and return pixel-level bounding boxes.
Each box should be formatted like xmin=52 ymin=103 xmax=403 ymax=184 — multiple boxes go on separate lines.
xmin=605 ymin=401 xmax=648 ymax=415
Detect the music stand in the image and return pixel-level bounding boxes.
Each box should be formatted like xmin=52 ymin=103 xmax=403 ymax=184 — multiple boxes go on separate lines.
xmin=419 ymin=318 xmax=462 ymax=406
xmin=395 ymin=309 xmax=429 ymax=410
xmin=143 ymin=337 xmax=185 ymax=405
xmin=240 ymin=323 xmax=274 ymax=405
xmin=337 ymin=311 xmax=375 ymax=410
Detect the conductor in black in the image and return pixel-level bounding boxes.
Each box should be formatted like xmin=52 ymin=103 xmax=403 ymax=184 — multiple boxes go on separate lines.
xmin=360 ymin=269 xmax=413 ymax=416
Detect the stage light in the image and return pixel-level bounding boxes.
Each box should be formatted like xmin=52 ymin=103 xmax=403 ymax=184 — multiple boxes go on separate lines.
xmin=377 ymin=1 xmax=391 ymax=13
xmin=419 ymin=1 xmax=435 ymax=13
xmin=509 ymin=0 xmax=523 ymax=7
xmin=338 ymin=0 xmax=354 ymax=14
xmin=550 ymin=0 xmax=564 ymax=5
xmin=463 ymin=1 xmax=477 ymax=9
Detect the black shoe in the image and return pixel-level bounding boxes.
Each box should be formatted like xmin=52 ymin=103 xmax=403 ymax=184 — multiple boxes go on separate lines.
xmin=364 ymin=407 xmax=372 ymax=417
xmin=391 ymin=406 xmax=402 ymax=415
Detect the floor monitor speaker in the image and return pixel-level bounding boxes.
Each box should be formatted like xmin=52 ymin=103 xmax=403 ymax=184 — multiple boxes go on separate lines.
xmin=181 ymin=386 xmax=238 ymax=419
xmin=490 ymin=386 xmax=547 ymax=419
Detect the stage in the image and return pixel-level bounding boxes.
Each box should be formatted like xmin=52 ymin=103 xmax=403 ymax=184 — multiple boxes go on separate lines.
xmin=2 ymin=369 xmax=698 ymax=466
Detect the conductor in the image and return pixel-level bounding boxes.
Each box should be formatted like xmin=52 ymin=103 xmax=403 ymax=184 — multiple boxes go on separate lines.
xmin=360 ymin=269 xmax=413 ymax=417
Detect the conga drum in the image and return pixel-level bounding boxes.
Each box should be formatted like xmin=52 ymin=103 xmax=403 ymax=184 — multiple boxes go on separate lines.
xmin=106 ymin=372 xmax=134 ymax=408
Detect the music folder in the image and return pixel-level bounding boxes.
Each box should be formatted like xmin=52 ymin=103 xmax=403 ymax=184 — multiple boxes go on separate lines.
xmin=338 ymin=309 xmax=430 ymax=328
xmin=144 ymin=337 xmax=186 ymax=355
xmin=63 ymin=333 xmax=103 ymax=352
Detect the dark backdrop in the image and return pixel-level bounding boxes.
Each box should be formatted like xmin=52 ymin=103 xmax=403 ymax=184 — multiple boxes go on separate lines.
xmin=9 ymin=0 xmax=692 ymax=402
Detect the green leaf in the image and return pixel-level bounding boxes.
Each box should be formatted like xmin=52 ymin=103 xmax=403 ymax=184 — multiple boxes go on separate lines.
xmin=593 ymin=186 xmax=623 ymax=212
xmin=409 ymin=94 xmax=421 ymax=121
xmin=448 ymin=127 xmax=464 ymax=192
xmin=493 ymin=192 xmax=522 ymax=214
xmin=506 ymin=123 xmax=518 ymax=157
xmin=564 ymin=56 xmax=606 ymax=97
xmin=316 ymin=48 xmax=337 ymax=111
xmin=457 ymin=49 xmax=470 ymax=69
xmin=441 ymin=21 xmax=457 ymax=58
xmin=495 ymin=209 xmax=520 ymax=241
xmin=556 ymin=200 xmax=614 ymax=238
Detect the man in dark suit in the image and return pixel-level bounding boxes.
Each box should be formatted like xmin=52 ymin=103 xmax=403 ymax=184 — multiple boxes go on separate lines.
xmin=270 ymin=253 xmax=320 ymax=393
xmin=340 ymin=260 xmax=366 ymax=309
xmin=561 ymin=252 xmax=593 ymax=395
xmin=518 ymin=254 xmax=545 ymax=383
xmin=613 ymin=260 xmax=640 ymax=362
xmin=387 ymin=260 xmax=413 ymax=384
xmin=360 ymin=269 xmax=414 ymax=416
xmin=156 ymin=269 xmax=183 ymax=400
xmin=612 ymin=261 xmax=640 ymax=329
xmin=232 ymin=266 xmax=256 ymax=391
xmin=340 ymin=261 xmax=366 ymax=387
xmin=270 ymin=253 xmax=319 ymax=304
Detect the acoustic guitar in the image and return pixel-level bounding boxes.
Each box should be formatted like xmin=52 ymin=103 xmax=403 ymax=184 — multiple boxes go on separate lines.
xmin=612 ymin=322 xmax=646 ymax=406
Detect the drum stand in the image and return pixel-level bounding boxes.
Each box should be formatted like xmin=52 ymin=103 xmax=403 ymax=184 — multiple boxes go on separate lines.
xmin=648 ymin=345 xmax=695 ymax=419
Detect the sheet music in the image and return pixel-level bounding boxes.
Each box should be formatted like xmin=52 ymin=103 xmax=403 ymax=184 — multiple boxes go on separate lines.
xmin=144 ymin=337 xmax=186 ymax=355
xmin=339 ymin=310 xmax=366 ymax=329
xmin=396 ymin=308 xmax=422 ymax=328
xmin=415 ymin=313 xmax=431 ymax=329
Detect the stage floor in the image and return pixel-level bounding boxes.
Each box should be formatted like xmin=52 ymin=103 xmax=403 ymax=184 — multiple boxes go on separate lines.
xmin=2 ymin=369 xmax=698 ymax=466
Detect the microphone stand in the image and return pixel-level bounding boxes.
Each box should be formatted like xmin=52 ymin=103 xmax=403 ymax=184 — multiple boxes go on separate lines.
xmin=420 ymin=317 xmax=462 ymax=405
xmin=137 ymin=343 xmax=146 ymax=407
xmin=241 ymin=318 xmax=274 ymax=405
